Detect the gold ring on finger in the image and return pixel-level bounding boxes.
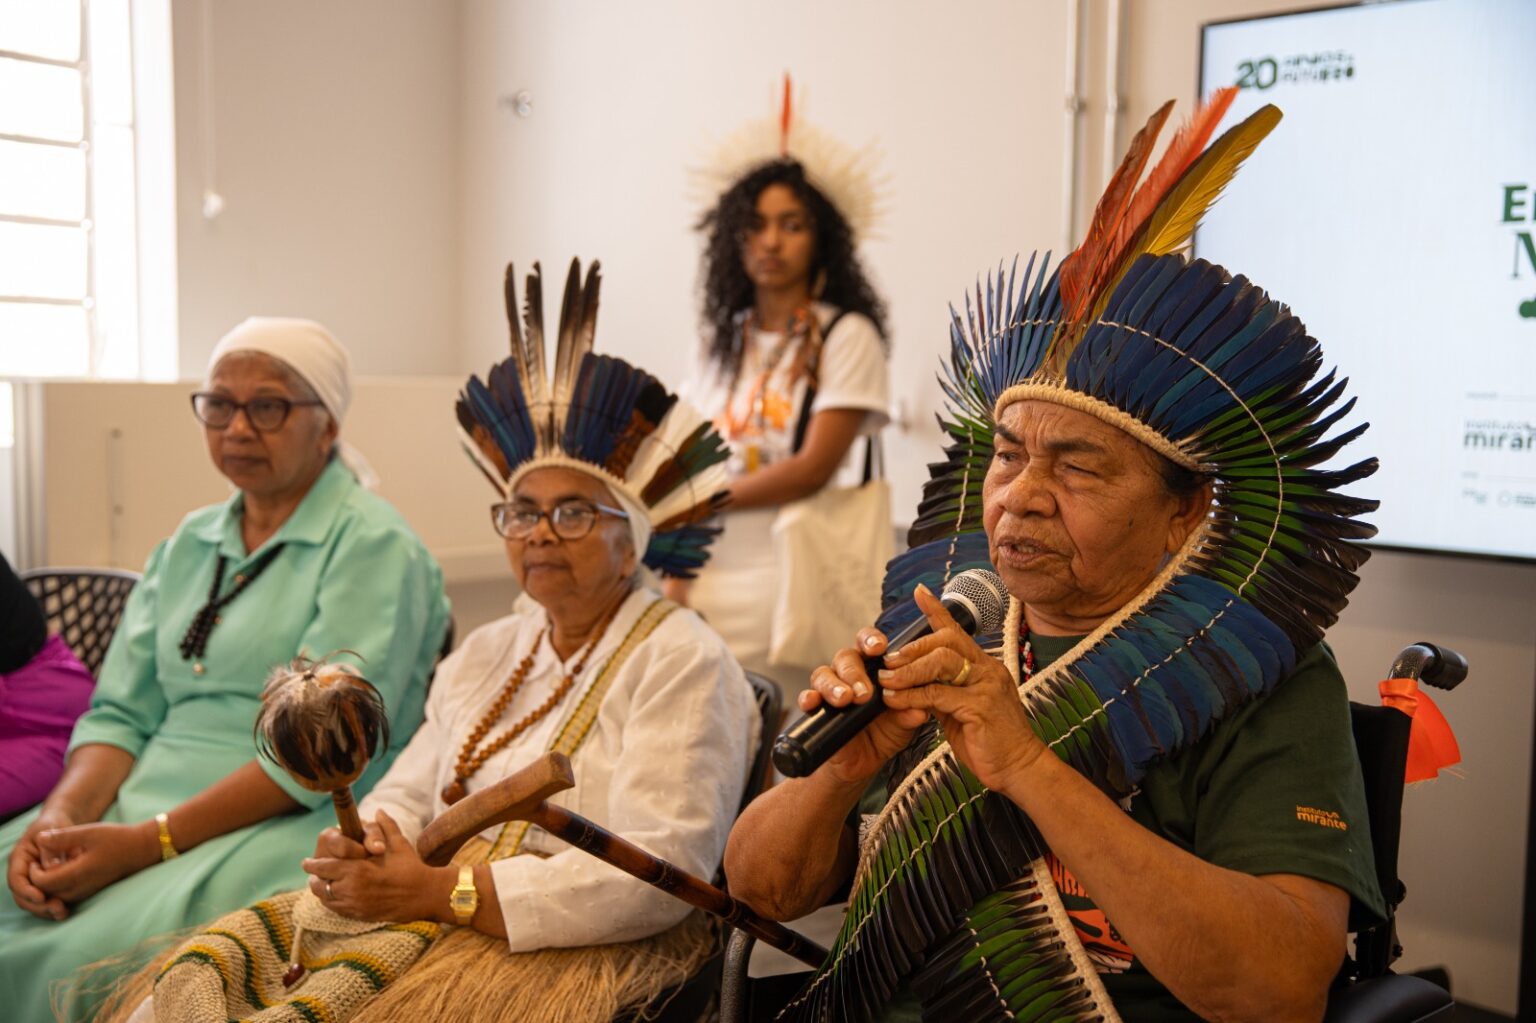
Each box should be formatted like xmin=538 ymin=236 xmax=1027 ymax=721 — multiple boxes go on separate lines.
xmin=952 ymin=659 xmax=972 ymax=686
xmin=324 ymin=880 xmax=334 ymax=901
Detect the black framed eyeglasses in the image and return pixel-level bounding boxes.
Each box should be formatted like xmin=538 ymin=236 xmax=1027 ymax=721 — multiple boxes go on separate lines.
xmin=491 ymin=499 xmax=630 ymax=541
xmin=191 ymin=392 xmax=325 ymax=432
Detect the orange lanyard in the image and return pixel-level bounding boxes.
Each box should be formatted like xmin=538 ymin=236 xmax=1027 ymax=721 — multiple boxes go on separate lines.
xmin=719 ymin=307 xmax=816 ymax=440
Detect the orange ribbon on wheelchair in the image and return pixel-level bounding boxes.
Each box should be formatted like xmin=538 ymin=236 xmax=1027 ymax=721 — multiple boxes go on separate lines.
xmin=1379 ymin=677 xmax=1461 ymax=783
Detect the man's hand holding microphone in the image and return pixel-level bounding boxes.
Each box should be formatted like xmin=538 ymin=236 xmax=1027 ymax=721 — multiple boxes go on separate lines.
xmin=773 ymin=569 xmax=1013 ymax=786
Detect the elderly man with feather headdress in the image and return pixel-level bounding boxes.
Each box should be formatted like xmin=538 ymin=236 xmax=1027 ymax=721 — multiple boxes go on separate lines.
xmin=727 ymin=93 xmax=1387 ymax=1023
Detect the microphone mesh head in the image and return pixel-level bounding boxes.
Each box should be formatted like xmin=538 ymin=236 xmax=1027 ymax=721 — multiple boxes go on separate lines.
xmin=941 ymin=568 xmax=1007 ymax=635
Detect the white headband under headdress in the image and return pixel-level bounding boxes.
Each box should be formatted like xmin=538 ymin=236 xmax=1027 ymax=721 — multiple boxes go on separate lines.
xmin=206 ymin=317 xmax=379 ymax=489
xmin=693 ymin=75 xmax=887 ymax=242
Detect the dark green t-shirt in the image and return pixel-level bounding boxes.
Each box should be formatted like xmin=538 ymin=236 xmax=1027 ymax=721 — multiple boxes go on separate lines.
xmin=865 ymin=634 xmax=1384 ymax=1021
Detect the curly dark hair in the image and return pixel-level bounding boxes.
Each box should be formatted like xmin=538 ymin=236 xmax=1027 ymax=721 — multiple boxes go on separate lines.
xmin=697 ymin=159 xmax=888 ymax=380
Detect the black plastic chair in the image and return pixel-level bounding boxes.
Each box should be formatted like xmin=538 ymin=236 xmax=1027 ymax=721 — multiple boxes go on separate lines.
xmin=739 ymin=671 xmax=785 ymax=816
xmin=612 ymin=670 xmax=783 ymax=1023
xmin=719 ymin=643 xmax=1468 ymax=1023
xmin=20 ymin=567 xmax=141 ymax=677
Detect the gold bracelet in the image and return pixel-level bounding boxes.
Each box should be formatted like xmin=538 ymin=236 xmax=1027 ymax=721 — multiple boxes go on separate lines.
xmin=155 ymin=812 xmax=179 ymax=861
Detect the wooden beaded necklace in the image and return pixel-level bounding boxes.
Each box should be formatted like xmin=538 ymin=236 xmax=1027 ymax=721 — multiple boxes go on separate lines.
xmin=441 ymin=600 xmax=624 ymax=805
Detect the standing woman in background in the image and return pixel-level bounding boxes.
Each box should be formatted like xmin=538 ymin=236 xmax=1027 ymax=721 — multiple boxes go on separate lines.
xmin=675 ymin=80 xmax=892 ymax=704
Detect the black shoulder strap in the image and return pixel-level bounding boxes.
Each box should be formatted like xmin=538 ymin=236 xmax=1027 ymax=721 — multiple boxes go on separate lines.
xmin=790 ymin=308 xmax=851 ymax=454
xmin=789 ymin=309 xmax=880 ymax=483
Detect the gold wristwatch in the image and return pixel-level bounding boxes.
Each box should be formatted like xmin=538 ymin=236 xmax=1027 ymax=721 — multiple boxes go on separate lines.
xmin=449 ymin=865 xmax=479 ymax=925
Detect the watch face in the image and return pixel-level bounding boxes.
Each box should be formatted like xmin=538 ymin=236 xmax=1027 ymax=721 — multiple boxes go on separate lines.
xmin=451 ymin=867 xmax=478 ymax=923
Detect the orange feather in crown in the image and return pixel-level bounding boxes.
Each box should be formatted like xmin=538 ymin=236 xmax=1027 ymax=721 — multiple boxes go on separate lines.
xmin=1046 ymin=89 xmax=1278 ymax=374
xmin=1111 ymin=86 xmax=1238 ymax=259
xmin=1058 ymin=88 xmax=1242 ymax=327
xmin=1058 ymin=99 xmax=1175 ymax=323
xmin=779 ymin=73 xmax=793 ymax=157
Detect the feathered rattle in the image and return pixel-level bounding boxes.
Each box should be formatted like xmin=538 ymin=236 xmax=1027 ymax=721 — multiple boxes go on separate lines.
xmin=253 ymin=655 xmax=389 ymax=843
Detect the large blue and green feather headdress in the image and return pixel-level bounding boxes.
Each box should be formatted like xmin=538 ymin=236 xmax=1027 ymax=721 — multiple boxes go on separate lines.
xmin=885 ymin=92 xmax=1378 ymax=791
xmin=456 ymin=260 xmax=730 ymax=578
xmin=779 ymin=95 xmax=1381 ymax=1022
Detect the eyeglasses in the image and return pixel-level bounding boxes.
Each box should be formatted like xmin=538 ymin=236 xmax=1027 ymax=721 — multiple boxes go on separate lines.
xmin=492 ymin=500 xmax=630 ymax=541
xmin=191 ymin=392 xmax=325 ymax=432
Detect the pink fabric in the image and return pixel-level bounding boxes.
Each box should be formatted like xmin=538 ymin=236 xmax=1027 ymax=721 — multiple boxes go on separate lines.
xmin=0 ymin=636 xmax=95 ymax=817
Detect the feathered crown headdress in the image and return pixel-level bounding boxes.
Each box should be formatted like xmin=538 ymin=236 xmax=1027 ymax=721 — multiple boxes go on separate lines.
xmin=693 ymin=74 xmax=886 ymax=241
xmin=780 ymin=91 xmax=1383 ymax=1022
xmin=456 ymin=259 xmax=730 ymax=578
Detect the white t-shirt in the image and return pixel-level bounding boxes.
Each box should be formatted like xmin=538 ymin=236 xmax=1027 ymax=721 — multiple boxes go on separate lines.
xmin=681 ymin=304 xmax=890 ymax=691
xmin=682 ymin=303 xmax=889 ymax=489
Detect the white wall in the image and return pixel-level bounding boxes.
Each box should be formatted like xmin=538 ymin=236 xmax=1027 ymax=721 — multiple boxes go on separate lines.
xmin=170 ymin=0 xmax=463 ymax=377
xmin=156 ymin=0 xmax=503 ymax=631
xmin=28 ymin=378 xmax=501 ymax=581
xmin=0 ymin=447 xmax=14 ymax=560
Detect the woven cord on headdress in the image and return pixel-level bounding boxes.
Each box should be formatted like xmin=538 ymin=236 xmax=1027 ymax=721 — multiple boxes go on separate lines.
xmin=776 ymin=102 xmax=1379 ymax=1022
xmin=455 ymin=260 xmax=730 ymax=578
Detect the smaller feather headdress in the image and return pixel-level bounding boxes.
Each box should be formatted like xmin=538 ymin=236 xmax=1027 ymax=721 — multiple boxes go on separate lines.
xmin=457 ymin=259 xmax=730 ymax=578
xmin=693 ymin=74 xmax=886 ymax=242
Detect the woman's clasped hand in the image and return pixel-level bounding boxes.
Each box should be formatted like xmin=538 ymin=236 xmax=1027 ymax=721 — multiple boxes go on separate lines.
xmin=15 ymin=819 xmax=159 ymax=916
xmin=302 ymin=811 xmax=453 ymax=924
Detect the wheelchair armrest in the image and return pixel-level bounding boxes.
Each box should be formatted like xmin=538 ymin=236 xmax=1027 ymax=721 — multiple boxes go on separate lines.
xmin=1323 ymin=974 xmax=1453 ymax=1023
xmin=721 ymin=928 xmax=757 ymax=1023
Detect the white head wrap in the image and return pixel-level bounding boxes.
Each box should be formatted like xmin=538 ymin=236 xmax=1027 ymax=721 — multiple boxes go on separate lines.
xmin=206 ymin=317 xmax=379 ymax=489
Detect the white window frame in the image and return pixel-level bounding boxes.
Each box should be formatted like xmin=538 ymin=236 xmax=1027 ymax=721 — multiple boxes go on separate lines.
xmin=0 ymin=29 xmax=99 ymax=371
xmin=0 ymin=0 xmax=177 ymax=383
xmin=1 ymin=0 xmax=176 ymax=567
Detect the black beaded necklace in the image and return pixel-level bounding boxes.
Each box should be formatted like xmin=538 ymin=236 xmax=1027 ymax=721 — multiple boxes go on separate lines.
xmin=179 ymin=543 xmax=286 ymax=673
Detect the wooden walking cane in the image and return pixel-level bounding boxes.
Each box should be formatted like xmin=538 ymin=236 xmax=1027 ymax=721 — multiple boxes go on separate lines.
xmin=254 ymin=656 xmax=389 ymax=844
xmin=416 ymin=751 xmax=830 ymax=969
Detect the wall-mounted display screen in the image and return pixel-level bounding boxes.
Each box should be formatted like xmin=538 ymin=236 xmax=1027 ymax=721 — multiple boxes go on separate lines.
xmin=1199 ymin=0 xmax=1536 ymax=561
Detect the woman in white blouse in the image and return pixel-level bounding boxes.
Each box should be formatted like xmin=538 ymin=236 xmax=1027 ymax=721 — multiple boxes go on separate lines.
xmin=677 ymin=158 xmax=891 ymax=702
xmin=304 ymin=463 xmax=757 ymax=947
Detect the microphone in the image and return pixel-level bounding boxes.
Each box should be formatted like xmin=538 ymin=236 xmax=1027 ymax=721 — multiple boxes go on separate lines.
xmin=771 ymin=568 xmax=1008 ymax=779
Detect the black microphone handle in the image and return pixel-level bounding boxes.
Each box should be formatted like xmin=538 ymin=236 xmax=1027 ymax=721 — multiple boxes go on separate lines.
xmin=771 ymin=601 xmax=979 ymax=779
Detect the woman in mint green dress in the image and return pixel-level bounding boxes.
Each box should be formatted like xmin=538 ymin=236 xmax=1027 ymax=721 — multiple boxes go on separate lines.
xmin=0 ymin=318 xmax=450 ymax=1022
